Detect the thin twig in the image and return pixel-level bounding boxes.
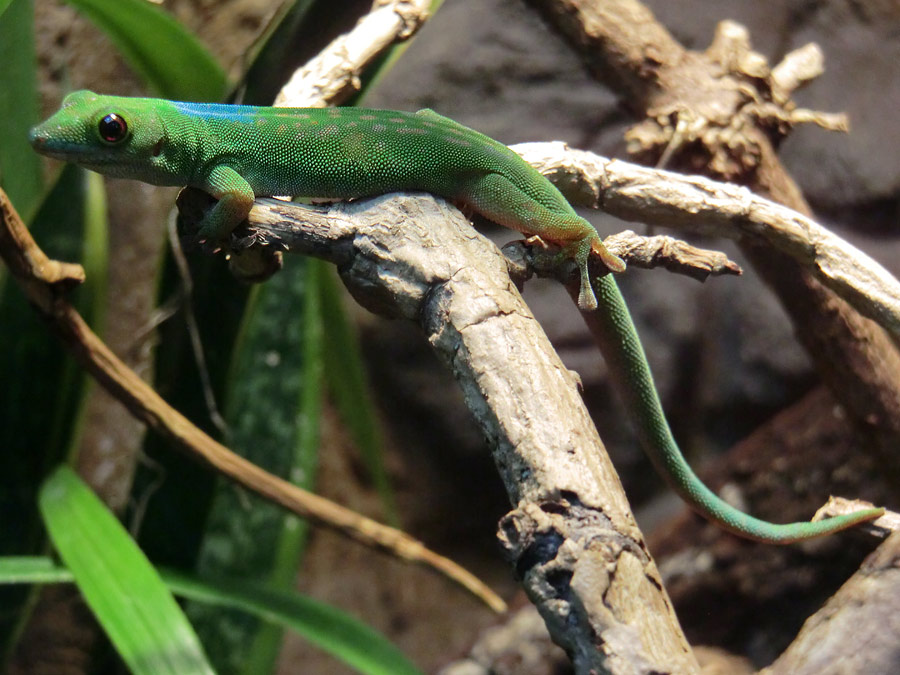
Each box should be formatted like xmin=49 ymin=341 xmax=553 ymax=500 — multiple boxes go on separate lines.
xmin=505 ymin=229 xmax=742 ymax=287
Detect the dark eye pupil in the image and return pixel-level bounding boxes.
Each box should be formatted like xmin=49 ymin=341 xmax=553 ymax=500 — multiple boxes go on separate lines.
xmin=98 ymin=113 xmax=127 ymax=143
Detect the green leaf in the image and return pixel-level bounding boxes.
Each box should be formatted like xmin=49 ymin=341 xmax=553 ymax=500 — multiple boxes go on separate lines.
xmin=191 ymin=257 xmax=325 ymax=674
xmin=0 ymin=0 xmax=42 ymax=223
xmin=63 ymin=0 xmax=227 ymax=101
xmin=168 ymin=569 xmax=424 ymax=675
xmin=243 ymin=257 xmax=327 ymax=674
xmin=38 ymin=467 xmax=215 ymax=675
xmin=1 ymin=558 xmax=423 ymax=675
xmin=54 ymin=169 xmax=109 ymax=462
xmin=320 ymin=269 xmax=398 ymax=525
xmin=77 ymin=170 xmax=110 ymax=336
xmin=0 ymin=557 xmax=74 ymax=585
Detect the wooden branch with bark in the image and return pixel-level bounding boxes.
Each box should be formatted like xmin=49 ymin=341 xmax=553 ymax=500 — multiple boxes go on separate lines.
xmin=244 ymin=0 xmax=900 ymax=670
xmin=511 ymin=142 xmax=900 ymax=337
xmin=763 ymin=532 xmax=900 ymax=675
xmin=274 ymin=0 xmax=431 ymax=107
xmin=186 ymin=188 xmax=701 ymax=674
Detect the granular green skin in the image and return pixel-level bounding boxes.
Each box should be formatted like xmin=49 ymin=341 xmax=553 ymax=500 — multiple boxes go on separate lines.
xmin=30 ymin=91 xmax=883 ymax=542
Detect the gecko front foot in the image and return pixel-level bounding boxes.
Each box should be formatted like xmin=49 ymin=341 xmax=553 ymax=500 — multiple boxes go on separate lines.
xmin=196 ymin=218 xmax=242 ymax=255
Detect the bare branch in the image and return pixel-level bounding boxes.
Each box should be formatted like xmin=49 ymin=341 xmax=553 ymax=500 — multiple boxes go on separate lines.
xmin=501 ymin=229 xmax=741 ymax=291
xmin=438 ymin=605 xmax=567 ymax=675
xmin=527 ymin=0 xmax=900 ymax=483
xmin=603 ymin=230 xmax=742 ymax=278
xmin=512 ymin=142 xmax=900 ymax=339
xmin=274 ymin=0 xmax=431 ymax=108
xmin=763 ymin=532 xmax=900 ymax=674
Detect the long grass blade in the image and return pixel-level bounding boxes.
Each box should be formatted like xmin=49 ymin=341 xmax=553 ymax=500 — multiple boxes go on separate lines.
xmin=39 ymin=467 xmax=215 ymax=675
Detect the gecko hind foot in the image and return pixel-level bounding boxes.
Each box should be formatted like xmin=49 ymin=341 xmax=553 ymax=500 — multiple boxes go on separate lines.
xmin=566 ymin=238 xmax=599 ymax=311
xmin=569 ymin=235 xmax=627 ymax=311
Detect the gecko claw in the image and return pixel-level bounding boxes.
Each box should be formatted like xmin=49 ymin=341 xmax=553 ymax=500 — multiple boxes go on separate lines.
xmin=574 ymin=242 xmax=599 ymax=310
xmin=198 ymin=236 xmax=227 ymax=255
xmin=578 ymin=282 xmax=599 ymax=311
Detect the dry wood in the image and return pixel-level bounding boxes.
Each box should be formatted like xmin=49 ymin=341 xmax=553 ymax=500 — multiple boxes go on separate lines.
xmin=438 ymin=605 xmax=568 ymax=675
xmin=206 ymin=190 xmax=699 ymax=674
xmin=762 ymin=532 xmax=900 ymax=674
xmin=274 ymin=0 xmax=431 ymax=107
xmin=191 ymin=126 xmax=900 ymax=670
xmin=509 ymin=228 xmax=742 ymax=287
xmin=649 ymin=386 xmax=892 ymax=664
xmin=525 ymin=0 xmax=900 ymax=666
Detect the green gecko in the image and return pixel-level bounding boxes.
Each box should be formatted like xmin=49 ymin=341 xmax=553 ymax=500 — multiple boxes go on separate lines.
xmin=30 ymin=90 xmax=883 ymax=543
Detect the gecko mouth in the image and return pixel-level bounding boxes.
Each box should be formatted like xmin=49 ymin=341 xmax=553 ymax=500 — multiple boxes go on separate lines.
xmin=28 ymin=129 xmax=117 ymax=167
xmin=28 ymin=128 xmax=76 ymax=160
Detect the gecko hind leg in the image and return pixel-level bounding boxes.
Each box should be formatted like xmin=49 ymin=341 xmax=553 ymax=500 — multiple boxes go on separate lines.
xmin=566 ymin=236 xmax=598 ymax=311
xmin=461 ymin=172 xmax=624 ymax=311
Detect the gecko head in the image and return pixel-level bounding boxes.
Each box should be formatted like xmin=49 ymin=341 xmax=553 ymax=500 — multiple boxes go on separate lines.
xmin=29 ymin=90 xmax=169 ymax=180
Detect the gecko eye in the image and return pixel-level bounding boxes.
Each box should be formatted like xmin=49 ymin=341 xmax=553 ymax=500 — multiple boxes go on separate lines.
xmin=98 ymin=113 xmax=128 ymax=144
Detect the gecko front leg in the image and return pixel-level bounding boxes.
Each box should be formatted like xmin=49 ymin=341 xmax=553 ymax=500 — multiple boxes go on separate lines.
xmin=196 ymin=165 xmax=256 ymax=248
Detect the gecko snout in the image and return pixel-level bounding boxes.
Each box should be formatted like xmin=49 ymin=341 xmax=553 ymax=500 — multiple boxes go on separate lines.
xmin=28 ymin=127 xmax=43 ymax=147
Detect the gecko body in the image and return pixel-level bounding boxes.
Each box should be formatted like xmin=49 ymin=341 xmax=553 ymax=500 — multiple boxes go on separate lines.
xmin=30 ymin=91 xmax=883 ymax=542
xmin=30 ymin=92 xmax=623 ymax=309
